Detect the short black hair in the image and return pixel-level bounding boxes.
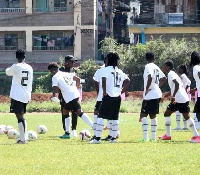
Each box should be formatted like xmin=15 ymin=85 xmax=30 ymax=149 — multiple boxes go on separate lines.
xmin=16 ymin=49 xmax=25 ymax=59
xmin=146 ymin=52 xmax=154 ymax=62
xmin=189 ymin=51 xmax=200 ymax=67
xmin=163 ymin=59 xmax=174 ymax=70
xmin=178 ymin=64 xmax=188 ymax=75
xmin=106 ymin=52 xmax=120 ymax=67
xmin=48 ymin=62 xmax=59 ymax=70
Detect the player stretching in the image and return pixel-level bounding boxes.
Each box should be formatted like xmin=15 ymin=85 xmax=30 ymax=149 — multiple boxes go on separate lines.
xmin=140 ymin=52 xmax=166 ymax=142
xmin=159 ymin=59 xmax=199 ymax=142
xmin=174 ymin=64 xmax=191 ymax=130
xmin=90 ymin=52 xmax=130 ymax=144
xmin=189 ymin=51 xmax=200 ymax=143
xmin=48 ymin=62 xmax=93 ymax=139
xmin=59 ymin=55 xmax=79 ymax=138
xmin=6 ymin=49 xmax=33 ymax=144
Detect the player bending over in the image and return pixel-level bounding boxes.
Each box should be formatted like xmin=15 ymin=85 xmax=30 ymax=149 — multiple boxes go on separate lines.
xmin=6 ymin=49 xmax=33 ymax=144
xmin=48 ymin=62 xmax=93 ymax=139
xmin=140 ymin=52 xmax=166 ymax=142
xmin=90 ymin=52 xmax=130 ymax=144
xmin=159 ymin=59 xmax=199 ymax=142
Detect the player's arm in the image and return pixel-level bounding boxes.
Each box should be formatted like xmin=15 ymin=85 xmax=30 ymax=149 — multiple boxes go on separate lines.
xmin=159 ymin=77 xmax=167 ymax=88
xmin=171 ymin=79 xmax=179 ymax=103
xmin=145 ymin=74 xmax=152 ymax=95
xmin=52 ymin=86 xmax=59 ymax=97
xmin=121 ymin=78 xmax=130 ymax=94
xmin=73 ymin=76 xmax=81 ymax=88
xmin=102 ymin=77 xmax=107 ymax=96
xmin=5 ymin=65 xmax=14 ymax=76
xmin=94 ymin=81 xmax=99 ymax=95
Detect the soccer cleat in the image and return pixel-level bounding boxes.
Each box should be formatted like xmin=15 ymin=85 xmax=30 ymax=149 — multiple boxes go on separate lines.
xmin=189 ymin=136 xmax=199 ymax=143
xmin=16 ymin=140 xmax=28 ymax=144
xmin=190 ymin=136 xmax=200 ymax=143
xmin=71 ymin=130 xmax=77 ymax=137
xmin=173 ymin=127 xmax=181 ymax=130
xmin=102 ymin=135 xmax=112 ymax=141
xmin=109 ymin=139 xmax=117 ymax=143
xmin=90 ymin=135 xmax=96 ymax=141
xmin=59 ymin=133 xmax=70 ymax=139
xmin=182 ymin=128 xmax=189 ymax=130
xmin=89 ymin=139 xmax=101 ymax=144
xmin=158 ymin=134 xmax=171 ymax=140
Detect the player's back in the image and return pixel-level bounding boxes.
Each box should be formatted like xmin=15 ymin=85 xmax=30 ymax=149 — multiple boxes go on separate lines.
xmin=6 ymin=63 xmax=33 ymax=103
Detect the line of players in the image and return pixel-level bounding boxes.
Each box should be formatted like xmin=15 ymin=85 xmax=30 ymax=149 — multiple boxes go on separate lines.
xmin=6 ymin=49 xmax=200 ymax=144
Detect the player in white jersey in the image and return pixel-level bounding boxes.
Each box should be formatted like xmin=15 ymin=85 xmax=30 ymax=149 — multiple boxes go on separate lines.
xmin=90 ymin=52 xmax=130 ymax=144
xmin=6 ymin=49 xmax=33 ymax=144
xmin=189 ymin=51 xmax=200 ymax=143
xmin=174 ymin=64 xmax=191 ymax=130
xmin=48 ymin=62 xmax=93 ymax=139
xmin=140 ymin=52 xmax=166 ymax=142
xmin=158 ymin=59 xmax=199 ymax=142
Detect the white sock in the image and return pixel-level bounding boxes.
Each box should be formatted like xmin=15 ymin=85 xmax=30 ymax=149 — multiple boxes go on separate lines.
xmin=183 ymin=117 xmax=187 ymax=129
xmin=165 ymin=117 xmax=171 ymax=137
xmin=112 ymin=120 xmax=119 ymax=139
xmin=108 ymin=120 xmax=112 ymax=136
xmin=93 ymin=115 xmax=98 ymax=136
xmin=141 ymin=117 xmax=148 ymax=140
xmin=187 ymin=118 xmax=199 ymax=137
xmin=175 ymin=111 xmax=181 ymax=128
xmin=193 ymin=113 xmax=199 ymax=129
xmin=96 ymin=118 xmax=104 ymax=138
xmin=65 ymin=117 xmax=71 ymax=133
xmin=18 ymin=120 xmax=27 ymax=142
xmin=151 ymin=118 xmax=158 ymax=140
xmin=81 ymin=113 xmax=93 ymax=127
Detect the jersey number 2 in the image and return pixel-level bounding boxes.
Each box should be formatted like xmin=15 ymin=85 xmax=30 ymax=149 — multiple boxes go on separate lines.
xmin=21 ymin=71 xmax=29 ymax=86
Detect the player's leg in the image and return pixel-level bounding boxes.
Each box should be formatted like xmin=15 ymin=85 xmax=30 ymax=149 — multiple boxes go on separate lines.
xmin=149 ymin=114 xmax=157 ymax=141
xmin=193 ymin=113 xmax=200 ymax=129
xmin=194 ymin=97 xmax=200 ymax=129
xmin=71 ymin=111 xmax=78 ymax=137
xmin=60 ymin=108 xmax=71 ymax=139
xmin=174 ymin=111 xmax=181 ymax=130
xmin=10 ymin=99 xmax=28 ymax=144
xmin=182 ymin=117 xmax=188 ymax=130
xmin=102 ymin=120 xmax=112 ymax=141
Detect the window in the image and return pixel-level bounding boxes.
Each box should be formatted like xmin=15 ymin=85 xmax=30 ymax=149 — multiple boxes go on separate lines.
xmin=54 ymin=0 xmax=66 ymax=8
xmin=5 ymin=34 xmax=18 ymax=50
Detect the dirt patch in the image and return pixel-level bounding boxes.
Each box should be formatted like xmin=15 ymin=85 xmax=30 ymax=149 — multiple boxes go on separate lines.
xmin=0 ymin=91 xmax=144 ymax=103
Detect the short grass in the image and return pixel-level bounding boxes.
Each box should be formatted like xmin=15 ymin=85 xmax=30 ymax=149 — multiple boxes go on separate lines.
xmin=0 ymin=112 xmax=200 ymax=175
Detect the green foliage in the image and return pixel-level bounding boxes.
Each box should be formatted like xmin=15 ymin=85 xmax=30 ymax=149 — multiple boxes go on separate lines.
xmin=0 ymin=76 xmax=12 ymax=95
xmin=99 ymin=37 xmax=118 ymax=55
xmin=34 ymin=74 xmax=52 ymax=93
xmin=77 ymin=59 xmax=100 ymax=92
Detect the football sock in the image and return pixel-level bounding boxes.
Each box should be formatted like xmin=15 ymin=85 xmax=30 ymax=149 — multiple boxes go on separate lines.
xmin=71 ymin=112 xmax=78 ymax=130
xmin=187 ymin=118 xmax=199 ymax=137
xmin=183 ymin=117 xmax=187 ymax=129
xmin=64 ymin=116 xmax=71 ymax=134
xmin=193 ymin=113 xmax=199 ymax=129
xmin=111 ymin=120 xmax=119 ymax=139
xmin=81 ymin=113 xmax=93 ymax=127
xmin=151 ymin=118 xmax=158 ymax=140
xmin=108 ymin=120 xmax=112 ymax=137
xmin=175 ymin=111 xmax=181 ymax=128
xmin=96 ymin=118 xmax=104 ymax=139
xmin=141 ymin=117 xmax=148 ymax=140
xmin=165 ymin=117 xmax=171 ymax=137
xmin=93 ymin=115 xmax=98 ymax=136
xmin=18 ymin=118 xmax=27 ymax=142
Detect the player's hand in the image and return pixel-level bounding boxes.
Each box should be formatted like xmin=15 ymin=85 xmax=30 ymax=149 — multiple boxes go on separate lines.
xmin=189 ymin=88 xmax=196 ymax=95
xmin=103 ymin=92 xmax=108 ymax=97
xmin=145 ymin=89 xmax=149 ymax=96
xmin=160 ymin=97 xmax=165 ymax=103
xmin=125 ymin=91 xmax=129 ymax=97
xmin=171 ymin=97 xmax=176 ymax=104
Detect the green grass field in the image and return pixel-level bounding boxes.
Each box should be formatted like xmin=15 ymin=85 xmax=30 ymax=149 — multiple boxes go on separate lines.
xmin=0 ymin=112 xmax=200 ymax=175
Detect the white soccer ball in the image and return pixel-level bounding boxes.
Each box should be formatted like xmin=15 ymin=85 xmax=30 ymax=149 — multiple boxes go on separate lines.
xmin=7 ymin=129 xmax=19 ymax=139
xmin=79 ymin=129 xmax=91 ymax=141
xmin=4 ymin=125 xmax=13 ymax=134
xmin=27 ymin=131 xmax=37 ymax=141
xmin=37 ymin=125 xmax=47 ymax=134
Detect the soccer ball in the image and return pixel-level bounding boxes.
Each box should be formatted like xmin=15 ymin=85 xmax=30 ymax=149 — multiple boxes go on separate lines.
xmin=79 ymin=129 xmax=91 ymax=141
xmin=0 ymin=125 xmax=6 ymax=135
xmin=27 ymin=131 xmax=37 ymax=141
xmin=37 ymin=125 xmax=47 ymax=134
xmin=7 ymin=129 xmax=19 ymax=139
xmin=4 ymin=125 xmax=13 ymax=134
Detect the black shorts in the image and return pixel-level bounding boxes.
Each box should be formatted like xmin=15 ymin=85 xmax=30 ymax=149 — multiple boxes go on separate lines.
xmin=10 ymin=99 xmax=27 ymax=114
xmin=167 ymin=101 xmax=190 ymax=113
xmin=194 ymin=97 xmax=200 ymax=113
xmin=98 ymin=95 xmax=121 ymax=120
xmin=94 ymin=101 xmax=102 ymax=111
xmin=63 ymin=98 xmax=81 ymax=112
xmin=141 ymin=98 xmax=160 ymax=115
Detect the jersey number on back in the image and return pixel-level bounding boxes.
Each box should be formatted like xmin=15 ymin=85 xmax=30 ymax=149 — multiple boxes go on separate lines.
xmin=21 ymin=71 xmax=29 ymax=86
xmin=154 ymin=69 xmax=159 ymax=84
xmin=111 ymin=72 xmax=121 ymax=88
xmin=63 ymin=77 xmax=73 ymax=86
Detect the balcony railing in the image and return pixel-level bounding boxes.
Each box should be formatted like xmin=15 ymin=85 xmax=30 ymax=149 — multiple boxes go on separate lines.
xmin=0 ymin=46 xmax=20 ymax=50
xmin=0 ymin=8 xmax=25 ymax=13
xmin=33 ymin=7 xmax=72 ymax=13
xmin=33 ymin=46 xmax=73 ymax=51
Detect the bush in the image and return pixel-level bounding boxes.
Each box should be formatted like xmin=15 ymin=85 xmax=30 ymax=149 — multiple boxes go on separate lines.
xmin=34 ymin=73 xmax=52 ymax=93
xmin=0 ymin=76 xmax=12 ymax=95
